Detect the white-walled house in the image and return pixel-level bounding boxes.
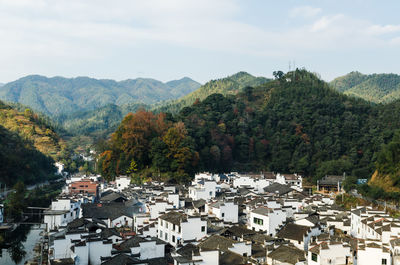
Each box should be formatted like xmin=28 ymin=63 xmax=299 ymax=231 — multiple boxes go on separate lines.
xmin=158 ymin=211 xmax=207 ymax=247
xmin=308 ymin=241 xmax=351 ymax=265
xmin=115 ymin=236 xmax=166 ymax=261
xmin=276 ymin=173 xmax=303 ymax=191
xmin=44 ymin=199 xmax=81 ymax=231
xmin=277 ymin=223 xmax=322 ymax=252
xmin=233 ymin=175 xmax=270 ymax=193
xmin=248 ymin=206 xmax=287 ymax=236
xmin=188 ymin=180 xmax=217 ymax=201
xmin=172 ymin=243 xmax=219 ymax=265
xmin=115 ymin=176 xmax=131 ymax=191
xmin=147 ymin=199 xmax=175 ymax=219
xmin=207 ymin=200 xmax=238 ymax=223
xmin=357 ymin=240 xmax=391 ymax=265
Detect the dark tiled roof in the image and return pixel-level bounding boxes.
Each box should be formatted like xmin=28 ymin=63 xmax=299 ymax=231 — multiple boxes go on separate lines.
xmin=222 ymin=225 xmax=256 ymax=237
xmin=101 ymin=192 xmax=127 ymax=203
xmin=263 ymin=183 xmax=293 ymax=196
xmin=198 ymin=235 xmax=236 ymax=251
xmin=276 ymin=223 xmax=310 ymax=242
xmin=219 ymin=250 xmax=248 ymax=265
xmin=159 ymin=211 xmax=187 ymax=225
xmin=176 ymin=243 xmax=200 ymax=259
xmin=50 ymin=258 xmax=75 ymax=265
xmin=252 ymin=207 xmax=273 ymax=216
xmin=109 ymin=251 xmax=168 ymax=264
xmin=117 ymin=236 xmax=165 ymax=251
xmin=268 ymin=245 xmax=306 ymax=264
xmin=193 ymin=199 xmax=206 ymax=208
xmin=318 ymin=175 xmax=344 ymax=185
xmin=82 ymin=203 xmax=131 ymax=220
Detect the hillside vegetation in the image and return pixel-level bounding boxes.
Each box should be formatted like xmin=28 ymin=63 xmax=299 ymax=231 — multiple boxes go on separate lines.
xmin=330 ymin=71 xmax=400 ymax=103
xmin=0 ymin=75 xmax=200 ymax=117
xmin=99 ymin=69 xmax=400 ymax=185
xmin=156 ymin=72 xmax=271 ymax=113
xmin=0 ymin=101 xmax=63 ymax=185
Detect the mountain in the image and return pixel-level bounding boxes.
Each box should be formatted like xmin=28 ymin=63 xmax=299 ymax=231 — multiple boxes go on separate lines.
xmin=155 ymin=72 xmax=271 ymax=113
xmin=166 ymin=77 xmax=202 ymax=98
xmin=56 ymin=102 xmax=147 ymax=138
xmin=330 ymin=71 xmax=400 ymax=103
xmin=0 ymin=100 xmax=64 ymax=185
xmin=99 ymin=69 xmax=400 ymax=186
xmin=0 ymin=75 xmax=200 ymax=117
xmin=0 ymin=83 xmax=3 ymax=87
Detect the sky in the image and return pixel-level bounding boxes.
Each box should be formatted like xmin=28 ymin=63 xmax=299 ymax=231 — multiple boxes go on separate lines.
xmin=0 ymin=0 xmax=399 ymax=84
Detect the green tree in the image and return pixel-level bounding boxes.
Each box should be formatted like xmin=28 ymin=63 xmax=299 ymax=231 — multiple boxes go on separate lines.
xmin=6 ymin=181 xmax=26 ymax=221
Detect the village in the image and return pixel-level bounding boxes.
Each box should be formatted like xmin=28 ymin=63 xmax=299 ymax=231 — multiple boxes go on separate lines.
xmin=27 ymin=170 xmax=399 ymax=265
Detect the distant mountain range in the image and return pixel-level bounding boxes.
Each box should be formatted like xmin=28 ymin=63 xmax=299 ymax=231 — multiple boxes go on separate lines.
xmin=58 ymin=72 xmax=272 ymax=140
xmin=0 ymin=75 xmax=201 ymax=116
xmin=330 ymin=71 xmax=400 ymax=103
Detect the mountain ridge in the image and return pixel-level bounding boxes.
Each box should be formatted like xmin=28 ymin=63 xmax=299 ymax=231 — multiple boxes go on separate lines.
xmin=0 ymin=74 xmax=201 ymax=117
xmin=330 ymin=71 xmax=400 ymax=103
xmin=155 ymin=71 xmax=271 ymax=113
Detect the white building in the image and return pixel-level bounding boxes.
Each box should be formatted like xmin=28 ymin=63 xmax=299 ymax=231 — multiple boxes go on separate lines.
xmin=207 ymin=200 xmax=238 ymax=223
xmin=115 ymin=176 xmax=131 ymax=191
xmin=172 ymin=243 xmax=219 ymax=265
xmin=188 ymin=180 xmax=217 ymax=201
xmin=357 ymin=240 xmax=391 ymax=265
xmin=308 ymin=241 xmax=351 ymax=265
xmin=158 ymin=211 xmax=207 ymax=247
xmin=248 ymin=206 xmax=287 ymax=236
xmin=44 ymin=199 xmax=81 ymax=231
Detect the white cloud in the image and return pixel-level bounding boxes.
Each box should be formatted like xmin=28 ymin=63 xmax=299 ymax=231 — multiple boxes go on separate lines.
xmin=367 ymin=24 xmax=400 ymax=35
xmin=289 ymin=6 xmax=322 ymax=18
xmin=0 ymin=0 xmax=399 ymax=81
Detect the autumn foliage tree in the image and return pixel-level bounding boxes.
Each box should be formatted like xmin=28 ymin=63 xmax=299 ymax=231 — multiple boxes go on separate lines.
xmin=98 ymin=110 xmax=197 ymax=182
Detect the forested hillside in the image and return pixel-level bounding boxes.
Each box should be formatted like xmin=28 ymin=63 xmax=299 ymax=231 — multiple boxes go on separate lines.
xmin=0 ymin=75 xmax=200 ymax=116
xmin=156 ymin=72 xmax=271 ymax=113
xmin=55 ymin=103 xmax=147 ymax=138
xmin=0 ymin=101 xmax=63 ymax=185
xmin=98 ymin=69 xmax=400 ymax=185
xmin=330 ymin=71 xmax=400 ymax=103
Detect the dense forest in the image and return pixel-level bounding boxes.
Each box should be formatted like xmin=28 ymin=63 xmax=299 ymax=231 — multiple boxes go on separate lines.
xmin=0 ymin=100 xmax=81 ymax=186
xmin=98 ymin=69 xmax=400 ymax=188
xmin=156 ymin=72 xmax=271 ymax=114
xmin=0 ymin=101 xmax=58 ymax=186
xmin=330 ymin=71 xmax=400 ymax=103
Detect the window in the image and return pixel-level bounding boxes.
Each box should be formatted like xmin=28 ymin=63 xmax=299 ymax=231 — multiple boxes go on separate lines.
xmin=178 ymin=226 xmax=181 ymax=233
xmin=165 ymin=233 xmax=168 ymax=240
xmin=201 ymin=226 xmax=206 ymax=232
xmin=64 ymin=214 xmax=66 ymax=218
xmin=222 ymin=213 xmax=225 ymax=218
xmin=166 ymin=222 xmax=168 ymax=228
xmin=70 ymin=212 xmax=73 ymax=217
xmin=311 ymin=253 xmax=318 ymax=262
xmin=173 ymin=224 xmax=176 ymax=231
xmin=253 ymin=217 xmax=263 ymax=225
xmin=172 ymin=235 xmax=175 ymax=243
xmin=382 ymin=259 xmax=387 ymax=265
xmin=160 ymin=231 xmax=163 ymax=238
xmin=209 ymin=191 xmax=212 ymax=196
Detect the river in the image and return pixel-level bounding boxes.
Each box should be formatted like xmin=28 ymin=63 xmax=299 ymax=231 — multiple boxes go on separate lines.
xmin=0 ymin=224 xmax=45 ymax=265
